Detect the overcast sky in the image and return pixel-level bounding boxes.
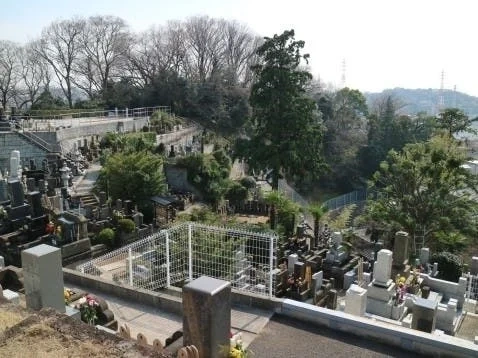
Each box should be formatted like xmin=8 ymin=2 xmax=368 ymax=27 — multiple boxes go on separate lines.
xmin=2 ymin=0 xmax=477 ymax=95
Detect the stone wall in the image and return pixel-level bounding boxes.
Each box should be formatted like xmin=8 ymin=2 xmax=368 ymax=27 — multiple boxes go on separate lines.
xmin=0 ymin=132 xmax=48 ymax=171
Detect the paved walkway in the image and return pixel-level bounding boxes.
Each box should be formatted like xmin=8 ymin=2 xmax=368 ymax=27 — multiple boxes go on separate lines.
xmin=71 ymin=162 xmax=102 ymax=196
xmin=248 ymin=314 xmax=426 ymax=358
xmin=65 ymin=281 xmax=273 ymax=349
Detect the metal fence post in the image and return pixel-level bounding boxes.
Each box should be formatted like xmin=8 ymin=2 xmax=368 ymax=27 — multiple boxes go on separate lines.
xmin=128 ymin=247 xmax=133 ymax=286
xmin=165 ymin=230 xmax=171 ymax=288
xmin=188 ymin=223 xmax=193 ymax=281
xmin=269 ymin=235 xmax=274 ymax=299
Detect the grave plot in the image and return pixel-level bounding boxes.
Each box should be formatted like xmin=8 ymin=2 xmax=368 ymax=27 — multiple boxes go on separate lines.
xmin=77 ymin=222 xmax=278 ymax=298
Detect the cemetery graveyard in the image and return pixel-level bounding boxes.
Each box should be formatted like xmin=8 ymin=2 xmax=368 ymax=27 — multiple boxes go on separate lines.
xmin=0 ymin=145 xmax=478 ymax=355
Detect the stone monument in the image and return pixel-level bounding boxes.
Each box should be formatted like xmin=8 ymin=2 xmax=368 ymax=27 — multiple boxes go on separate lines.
xmin=183 ymin=276 xmax=231 ymax=358
xmin=366 ymin=249 xmax=397 ymax=318
xmin=21 ymin=244 xmax=65 ymax=313
xmin=345 ymin=284 xmax=367 ymax=316
xmin=393 ymin=231 xmax=409 ymax=268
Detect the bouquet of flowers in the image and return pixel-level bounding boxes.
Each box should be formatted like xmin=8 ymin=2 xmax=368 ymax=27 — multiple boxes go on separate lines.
xmin=77 ymin=294 xmax=99 ymax=325
xmin=229 ymin=333 xmax=250 ymax=358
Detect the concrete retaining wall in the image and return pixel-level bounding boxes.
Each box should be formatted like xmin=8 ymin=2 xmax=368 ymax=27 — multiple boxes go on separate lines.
xmin=280 ymin=299 xmax=478 ymax=358
xmin=0 ymin=132 xmax=48 ymax=171
xmin=63 ymin=267 xmax=183 ymax=315
xmin=62 ymin=268 xmax=282 ymax=315
xmin=56 ymin=117 xmax=150 ymax=141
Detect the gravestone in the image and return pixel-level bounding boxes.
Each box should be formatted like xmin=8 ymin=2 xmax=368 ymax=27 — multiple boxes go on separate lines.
xmin=8 ymin=180 xmax=24 ymax=207
xmin=420 ymin=248 xmax=430 ymax=266
xmin=47 ymin=177 xmax=57 ymax=196
xmin=393 ymin=231 xmax=409 ymax=267
xmin=183 ymin=276 xmax=231 ymax=358
xmin=288 ymin=254 xmax=298 ymax=273
xmin=21 ymin=244 xmax=65 ymax=313
xmin=366 ymin=249 xmax=396 ymax=318
xmin=38 ymin=179 xmax=46 ymax=193
xmin=0 ymin=174 xmax=7 ymax=202
xmin=9 ymin=150 xmax=21 ymax=180
xmin=344 ymin=270 xmax=355 ymax=290
xmin=28 ymin=191 xmax=44 ymax=218
xmin=311 ymin=271 xmax=323 ymax=297
xmin=374 ymin=249 xmax=393 ymax=286
xmin=26 ymin=177 xmax=36 ymax=192
xmin=294 ymin=261 xmax=305 ymax=279
xmin=345 ymin=284 xmax=367 ymax=316
xmin=471 ymin=257 xmax=478 ymax=275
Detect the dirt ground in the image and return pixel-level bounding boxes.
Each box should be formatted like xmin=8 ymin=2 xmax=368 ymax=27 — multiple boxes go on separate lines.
xmin=0 ymin=303 xmax=171 ymax=358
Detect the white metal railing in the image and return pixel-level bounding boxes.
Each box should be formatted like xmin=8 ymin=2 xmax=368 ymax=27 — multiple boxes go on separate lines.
xmin=77 ymin=222 xmax=278 ymax=298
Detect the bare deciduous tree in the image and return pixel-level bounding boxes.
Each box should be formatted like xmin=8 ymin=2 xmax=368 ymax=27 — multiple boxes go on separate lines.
xmin=15 ymin=43 xmax=50 ymax=109
xmin=76 ymin=15 xmax=130 ymax=98
xmin=35 ymin=18 xmax=85 ymax=108
xmin=184 ymin=16 xmax=224 ymax=82
xmin=0 ymin=41 xmax=21 ymax=111
xmin=127 ymin=25 xmax=169 ymax=87
xmin=220 ymin=20 xmax=255 ymax=85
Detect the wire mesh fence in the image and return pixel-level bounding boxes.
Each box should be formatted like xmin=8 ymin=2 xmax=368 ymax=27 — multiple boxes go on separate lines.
xmin=77 ymin=222 xmax=278 ymax=298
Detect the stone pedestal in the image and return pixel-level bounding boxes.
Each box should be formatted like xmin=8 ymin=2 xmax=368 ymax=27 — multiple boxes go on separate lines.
xmin=21 ymin=244 xmax=65 ymax=313
xmin=412 ymin=297 xmax=437 ymax=333
xmin=183 ymin=276 xmax=231 ymax=358
xmin=345 ymin=284 xmax=367 ymax=316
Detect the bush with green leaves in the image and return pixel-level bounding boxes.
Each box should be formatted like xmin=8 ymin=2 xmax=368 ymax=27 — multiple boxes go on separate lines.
xmin=240 ymin=176 xmax=256 ymax=189
xmin=176 ymin=152 xmax=232 ymax=203
xmin=431 ymin=251 xmax=463 ymax=282
xmin=226 ymin=182 xmax=248 ymax=204
xmin=118 ymin=218 xmax=135 ymax=233
xmin=97 ymin=228 xmax=115 ymax=248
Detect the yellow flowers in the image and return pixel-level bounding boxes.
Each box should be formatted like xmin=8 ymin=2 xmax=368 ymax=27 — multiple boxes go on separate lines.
xmin=64 ymin=289 xmax=74 ymax=303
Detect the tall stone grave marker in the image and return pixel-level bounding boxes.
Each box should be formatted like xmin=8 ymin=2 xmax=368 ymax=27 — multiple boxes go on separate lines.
xmin=366 ymin=249 xmax=397 ymax=318
xmin=374 ymin=249 xmax=393 ymax=286
xmin=21 ymin=244 xmax=65 ymax=313
xmin=393 ymin=231 xmax=409 ymax=267
xmin=183 ymin=276 xmax=231 ymax=358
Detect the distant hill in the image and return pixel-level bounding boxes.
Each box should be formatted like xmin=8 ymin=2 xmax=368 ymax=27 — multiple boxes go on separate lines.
xmin=364 ymin=88 xmax=478 ymax=117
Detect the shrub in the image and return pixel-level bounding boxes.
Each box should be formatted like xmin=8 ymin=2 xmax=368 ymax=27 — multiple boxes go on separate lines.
xmin=240 ymin=176 xmax=256 ymax=189
xmin=431 ymin=251 xmax=462 ymax=282
xmin=226 ymin=182 xmax=248 ymax=204
xmin=97 ymin=228 xmax=115 ymax=248
xmin=118 ymin=218 xmax=135 ymax=233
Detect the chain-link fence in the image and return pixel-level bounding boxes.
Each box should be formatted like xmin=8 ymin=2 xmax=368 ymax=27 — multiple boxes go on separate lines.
xmin=77 ymin=222 xmax=278 ymax=298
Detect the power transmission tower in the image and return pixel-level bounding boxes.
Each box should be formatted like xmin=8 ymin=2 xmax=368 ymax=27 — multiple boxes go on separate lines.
xmin=341 ymin=58 xmax=346 ymax=88
xmin=438 ymin=70 xmax=445 ymax=113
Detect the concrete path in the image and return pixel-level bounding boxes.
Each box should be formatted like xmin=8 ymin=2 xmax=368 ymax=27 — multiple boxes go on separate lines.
xmin=65 ymin=281 xmax=273 ymax=350
xmin=248 ymin=314 xmax=425 ymax=358
xmin=71 ymin=162 xmax=102 ymax=196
